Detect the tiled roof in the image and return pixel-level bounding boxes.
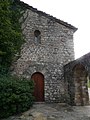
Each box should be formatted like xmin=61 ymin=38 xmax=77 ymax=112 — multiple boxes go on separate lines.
xmin=15 ymin=0 xmax=78 ymax=32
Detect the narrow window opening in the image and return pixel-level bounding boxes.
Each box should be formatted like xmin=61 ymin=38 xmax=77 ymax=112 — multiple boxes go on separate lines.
xmin=34 ymin=30 xmax=41 ymax=44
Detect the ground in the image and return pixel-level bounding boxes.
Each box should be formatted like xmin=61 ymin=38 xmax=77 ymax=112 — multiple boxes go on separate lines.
xmin=2 ymin=103 xmax=90 ymax=120
xmin=2 ymin=89 xmax=90 ymax=120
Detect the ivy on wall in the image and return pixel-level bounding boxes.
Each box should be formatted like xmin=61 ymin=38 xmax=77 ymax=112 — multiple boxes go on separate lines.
xmin=0 ymin=0 xmax=26 ymax=72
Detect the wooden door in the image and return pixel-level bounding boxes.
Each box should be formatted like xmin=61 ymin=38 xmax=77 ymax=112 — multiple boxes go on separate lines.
xmin=31 ymin=72 xmax=44 ymax=102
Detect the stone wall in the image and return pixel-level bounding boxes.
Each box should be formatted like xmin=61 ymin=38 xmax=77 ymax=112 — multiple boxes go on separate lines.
xmin=13 ymin=8 xmax=75 ymax=102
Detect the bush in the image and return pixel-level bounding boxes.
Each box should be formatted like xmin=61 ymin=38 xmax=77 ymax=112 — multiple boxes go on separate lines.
xmin=0 ymin=75 xmax=34 ymax=118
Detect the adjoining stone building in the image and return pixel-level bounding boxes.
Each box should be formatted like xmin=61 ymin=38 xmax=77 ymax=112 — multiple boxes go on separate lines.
xmin=64 ymin=52 xmax=90 ymax=106
xmin=13 ymin=0 xmax=77 ymax=103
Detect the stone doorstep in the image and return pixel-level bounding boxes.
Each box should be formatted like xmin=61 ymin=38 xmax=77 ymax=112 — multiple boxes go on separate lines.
xmin=34 ymin=102 xmax=45 ymax=104
xmin=58 ymin=102 xmax=67 ymax=106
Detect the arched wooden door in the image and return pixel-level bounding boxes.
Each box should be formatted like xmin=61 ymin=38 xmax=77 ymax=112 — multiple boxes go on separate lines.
xmin=31 ymin=72 xmax=44 ymax=102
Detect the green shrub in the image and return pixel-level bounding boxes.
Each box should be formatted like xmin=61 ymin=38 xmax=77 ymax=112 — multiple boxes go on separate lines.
xmin=0 ymin=75 xmax=34 ymax=118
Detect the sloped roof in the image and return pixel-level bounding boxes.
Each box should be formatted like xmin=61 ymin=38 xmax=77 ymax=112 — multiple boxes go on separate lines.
xmin=15 ymin=0 xmax=78 ymax=32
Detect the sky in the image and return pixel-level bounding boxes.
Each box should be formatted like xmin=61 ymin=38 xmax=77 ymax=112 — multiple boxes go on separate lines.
xmin=21 ymin=0 xmax=90 ymax=59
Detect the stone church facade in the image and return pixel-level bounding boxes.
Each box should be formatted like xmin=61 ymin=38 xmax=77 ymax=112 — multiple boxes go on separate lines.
xmin=13 ymin=1 xmax=77 ymax=103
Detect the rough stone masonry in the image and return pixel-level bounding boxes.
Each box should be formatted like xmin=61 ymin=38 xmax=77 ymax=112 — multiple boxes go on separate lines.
xmin=13 ymin=1 xmax=77 ymax=103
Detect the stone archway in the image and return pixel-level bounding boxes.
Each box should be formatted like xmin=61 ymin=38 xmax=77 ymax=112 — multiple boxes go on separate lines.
xmin=31 ymin=72 xmax=44 ymax=102
xmin=87 ymin=76 xmax=90 ymax=103
xmin=73 ymin=64 xmax=89 ymax=105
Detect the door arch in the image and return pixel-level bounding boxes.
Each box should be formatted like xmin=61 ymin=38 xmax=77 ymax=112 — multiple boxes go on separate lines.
xmin=31 ymin=72 xmax=44 ymax=102
xmin=73 ymin=64 xmax=89 ymax=105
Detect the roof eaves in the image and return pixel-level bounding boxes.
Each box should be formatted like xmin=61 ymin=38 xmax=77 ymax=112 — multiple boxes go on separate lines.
xmin=16 ymin=0 xmax=78 ymax=32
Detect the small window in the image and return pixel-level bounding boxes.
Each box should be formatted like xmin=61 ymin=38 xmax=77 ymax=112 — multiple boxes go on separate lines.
xmin=34 ymin=30 xmax=41 ymax=44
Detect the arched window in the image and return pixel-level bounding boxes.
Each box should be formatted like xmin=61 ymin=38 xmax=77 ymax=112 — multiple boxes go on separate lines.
xmin=34 ymin=30 xmax=41 ymax=44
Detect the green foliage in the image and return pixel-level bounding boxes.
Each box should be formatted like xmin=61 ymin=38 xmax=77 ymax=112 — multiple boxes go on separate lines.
xmin=88 ymin=79 xmax=90 ymax=88
xmin=0 ymin=1 xmax=34 ymax=118
xmin=0 ymin=0 xmax=25 ymax=68
xmin=0 ymin=75 xmax=34 ymax=118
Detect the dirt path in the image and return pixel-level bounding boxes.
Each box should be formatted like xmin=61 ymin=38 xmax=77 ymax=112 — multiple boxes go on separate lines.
xmin=2 ymin=103 xmax=90 ymax=120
